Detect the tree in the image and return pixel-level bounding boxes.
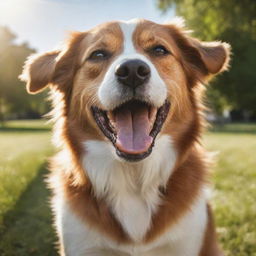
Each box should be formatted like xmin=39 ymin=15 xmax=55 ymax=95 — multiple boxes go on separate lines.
xmin=0 ymin=26 xmax=50 ymax=123
xmin=157 ymin=0 xmax=256 ymax=118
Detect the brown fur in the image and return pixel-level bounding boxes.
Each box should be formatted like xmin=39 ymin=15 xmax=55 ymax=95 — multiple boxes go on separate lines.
xmin=20 ymin=19 xmax=230 ymax=255
xmin=199 ymin=205 xmax=224 ymax=256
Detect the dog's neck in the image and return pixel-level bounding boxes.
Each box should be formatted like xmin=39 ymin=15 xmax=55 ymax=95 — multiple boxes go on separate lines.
xmin=83 ymin=135 xmax=176 ymax=198
xmin=82 ymin=134 xmax=176 ymax=241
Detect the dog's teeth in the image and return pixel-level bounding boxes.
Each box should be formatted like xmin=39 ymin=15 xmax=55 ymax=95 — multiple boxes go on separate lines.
xmin=110 ymin=120 xmax=115 ymax=130
xmin=107 ymin=112 xmax=115 ymax=122
xmin=149 ymin=107 xmax=157 ymax=124
xmin=107 ymin=112 xmax=116 ymax=130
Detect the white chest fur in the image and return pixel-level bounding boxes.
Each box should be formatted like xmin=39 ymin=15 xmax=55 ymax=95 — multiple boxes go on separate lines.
xmin=83 ymin=135 xmax=176 ymax=242
xmin=53 ymin=135 xmax=207 ymax=255
xmin=54 ymin=188 xmax=207 ymax=256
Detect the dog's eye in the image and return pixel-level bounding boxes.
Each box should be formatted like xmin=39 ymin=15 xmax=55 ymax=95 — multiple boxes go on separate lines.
xmin=89 ymin=50 xmax=110 ymax=60
xmin=150 ymin=45 xmax=170 ymax=56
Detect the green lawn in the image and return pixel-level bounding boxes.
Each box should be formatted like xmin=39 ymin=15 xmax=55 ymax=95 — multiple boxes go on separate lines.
xmin=205 ymin=124 xmax=256 ymax=256
xmin=0 ymin=120 xmax=57 ymax=256
xmin=0 ymin=120 xmax=255 ymax=255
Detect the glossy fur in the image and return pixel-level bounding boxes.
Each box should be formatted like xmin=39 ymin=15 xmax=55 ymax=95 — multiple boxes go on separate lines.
xmin=20 ymin=18 xmax=230 ymax=256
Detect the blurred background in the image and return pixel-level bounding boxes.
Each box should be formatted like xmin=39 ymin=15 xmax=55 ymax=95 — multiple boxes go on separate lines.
xmin=0 ymin=0 xmax=255 ymax=255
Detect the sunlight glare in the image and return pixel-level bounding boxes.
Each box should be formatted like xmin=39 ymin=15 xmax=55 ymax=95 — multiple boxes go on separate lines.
xmin=0 ymin=0 xmax=36 ymax=24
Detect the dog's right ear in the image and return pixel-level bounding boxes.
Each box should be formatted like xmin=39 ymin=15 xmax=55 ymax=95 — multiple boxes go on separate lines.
xmin=19 ymin=50 xmax=60 ymax=94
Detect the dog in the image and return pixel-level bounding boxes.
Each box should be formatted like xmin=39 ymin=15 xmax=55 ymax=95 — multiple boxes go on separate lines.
xmin=20 ymin=18 xmax=230 ymax=256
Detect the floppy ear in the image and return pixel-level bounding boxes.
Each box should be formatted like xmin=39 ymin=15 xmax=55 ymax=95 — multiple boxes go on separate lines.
xmin=167 ymin=22 xmax=231 ymax=82
xmin=190 ymin=39 xmax=231 ymax=74
xmin=19 ymin=50 xmax=60 ymax=94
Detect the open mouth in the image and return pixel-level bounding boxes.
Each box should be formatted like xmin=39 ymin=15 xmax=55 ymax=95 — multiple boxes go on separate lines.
xmin=91 ymin=100 xmax=170 ymax=161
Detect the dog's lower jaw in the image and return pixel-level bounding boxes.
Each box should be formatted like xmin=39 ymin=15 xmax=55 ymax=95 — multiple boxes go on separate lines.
xmin=91 ymin=100 xmax=170 ymax=162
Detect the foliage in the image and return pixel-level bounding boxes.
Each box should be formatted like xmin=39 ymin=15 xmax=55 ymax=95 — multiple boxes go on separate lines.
xmin=157 ymin=0 xmax=256 ymax=116
xmin=0 ymin=27 xmax=50 ymax=122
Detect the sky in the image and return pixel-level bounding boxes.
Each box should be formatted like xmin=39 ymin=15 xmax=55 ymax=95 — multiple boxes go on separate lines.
xmin=0 ymin=0 xmax=174 ymax=53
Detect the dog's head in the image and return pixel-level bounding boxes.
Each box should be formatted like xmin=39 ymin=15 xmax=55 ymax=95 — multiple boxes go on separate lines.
xmin=20 ymin=19 xmax=230 ymax=162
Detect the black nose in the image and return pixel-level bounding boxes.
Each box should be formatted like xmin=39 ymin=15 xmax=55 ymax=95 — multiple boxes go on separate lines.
xmin=115 ymin=59 xmax=151 ymax=88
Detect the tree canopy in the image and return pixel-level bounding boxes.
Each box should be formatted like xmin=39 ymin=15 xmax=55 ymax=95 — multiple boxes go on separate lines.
xmin=157 ymin=0 xmax=256 ymax=117
xmin=0 ymin=26 xmax=49 ymax=122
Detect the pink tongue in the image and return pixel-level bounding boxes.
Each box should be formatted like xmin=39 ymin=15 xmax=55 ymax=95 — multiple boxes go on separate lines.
xmin=115 ymin=105 xmax=153 ymax=154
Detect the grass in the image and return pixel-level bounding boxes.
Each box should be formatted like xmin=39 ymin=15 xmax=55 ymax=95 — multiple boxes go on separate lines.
xmin=0 ymin=120 xmax=255 ymax=255
xmin=0 ymin=120 xmax=57 ymax=255
xmin=205 ymin=123 xmax=256 ymax=256
xmin=0 ymin=120 xmax=51 ymax=220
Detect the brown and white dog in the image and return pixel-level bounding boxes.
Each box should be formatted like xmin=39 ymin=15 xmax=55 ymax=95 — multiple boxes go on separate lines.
xmin=20 ymin=18 xmax=230 ymax=256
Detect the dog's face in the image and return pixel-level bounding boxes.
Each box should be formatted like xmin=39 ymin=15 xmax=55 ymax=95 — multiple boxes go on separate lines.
xmin=20 ymin=19 xmax=230 ymax=162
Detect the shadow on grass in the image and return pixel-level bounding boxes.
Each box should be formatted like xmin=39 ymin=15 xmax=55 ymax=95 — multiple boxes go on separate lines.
xmin=0 ymin=165 xmax=58 ymax=256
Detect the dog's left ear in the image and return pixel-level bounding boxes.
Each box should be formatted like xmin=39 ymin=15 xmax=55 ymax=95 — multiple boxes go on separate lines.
xmin=20 ymin=31 xmax=86 ymax=95
xmin=19 ymin=50 xmax=60 ymax=94
xmin=190 ymin=39 xmax=231 ymax=74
